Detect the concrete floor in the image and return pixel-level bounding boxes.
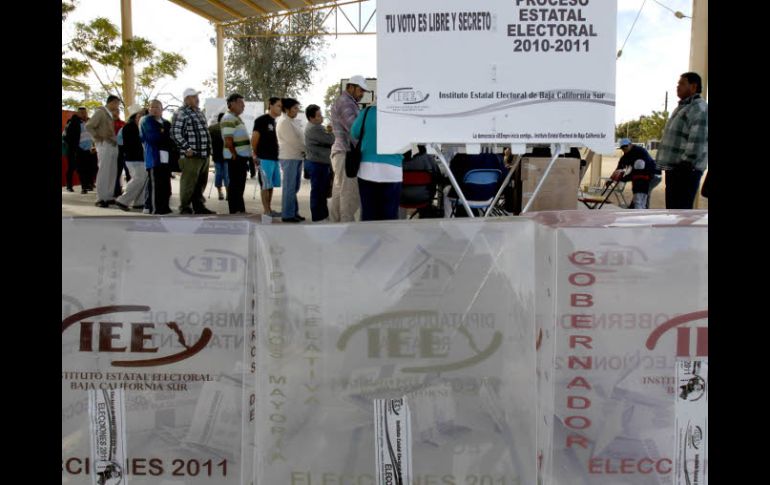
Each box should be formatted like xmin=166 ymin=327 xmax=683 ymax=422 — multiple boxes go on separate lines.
xmin=61 ymin=155 xmax=707 ymax=218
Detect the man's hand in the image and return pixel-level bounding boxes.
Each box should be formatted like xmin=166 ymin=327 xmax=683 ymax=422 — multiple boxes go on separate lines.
xmin=185 ymin=148 xmax=194 ymax=157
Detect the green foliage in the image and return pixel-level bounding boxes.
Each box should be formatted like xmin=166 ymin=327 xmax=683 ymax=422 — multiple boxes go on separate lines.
xmin=323 ymin=83 xmax=340 ymax=115
xmin=225 ymin=13 xmax=327 ymax=110
xmin=62 ymin=16 xmax=187 ymax=108
xmin=616 ymin=110 xmax=669 ymax=143
xmin=62 ymin=97 xmax=103 ymax=111
xmin=62 ymin=1 xmax=77 ymax=22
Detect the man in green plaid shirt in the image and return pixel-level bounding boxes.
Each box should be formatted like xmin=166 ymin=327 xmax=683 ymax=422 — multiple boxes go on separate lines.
xmin=656 ymin=72 xmax=708 ymax=209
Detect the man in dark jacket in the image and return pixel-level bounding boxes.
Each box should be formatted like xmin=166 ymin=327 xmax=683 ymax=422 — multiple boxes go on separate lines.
xmin=115 ymin=105 xmax=148 ymax=211
xmin=64 ymin=107 xmax=96 ymax=193
xmin=614 ymin=138 xmax=659 ymax=208
xmin=141 ymin=99 xmax=173 ymax=215
xmin=209 ymin=112 xmax=228 ymax=200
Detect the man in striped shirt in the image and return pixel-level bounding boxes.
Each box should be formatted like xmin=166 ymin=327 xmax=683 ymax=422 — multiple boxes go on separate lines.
xmin=656 ymin=72 xmax=708 ymax=209
xmin=221 ymin=93 xmax=252 ymax=214
xmin=171 ymin=88 xmax=215 ymax=214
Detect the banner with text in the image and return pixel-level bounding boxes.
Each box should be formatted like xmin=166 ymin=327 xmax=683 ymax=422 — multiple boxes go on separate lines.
xmin=377 ymin=0 xmax=617 ymax=154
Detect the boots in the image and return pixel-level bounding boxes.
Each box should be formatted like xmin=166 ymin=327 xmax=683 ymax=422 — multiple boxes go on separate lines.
xmin=217 ymin=186 xmax=224 ymax=200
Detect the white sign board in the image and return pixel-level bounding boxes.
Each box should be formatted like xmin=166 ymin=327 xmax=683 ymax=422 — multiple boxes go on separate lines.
xmin=377 ymin=0 xmax=617 ymax=154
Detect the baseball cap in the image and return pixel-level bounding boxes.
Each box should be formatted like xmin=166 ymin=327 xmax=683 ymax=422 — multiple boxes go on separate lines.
xmin=183 ymin=88 xmax=201 ymax=99
xmin=619 ymin=138 xmax=632 ymax=147
xmin=348 ymin=75 xmax=369 ymax=91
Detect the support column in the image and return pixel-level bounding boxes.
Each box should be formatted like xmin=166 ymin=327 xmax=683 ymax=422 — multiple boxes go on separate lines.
xmin=689 ymin=0 xmax=708 ymax=100
xmin=689 ymin=0 xmax=707 ymax=208
xmin=217 ymin=24 xmax=225 ymax=97
xmin=120 ymin=0 xmax=135 ymax=115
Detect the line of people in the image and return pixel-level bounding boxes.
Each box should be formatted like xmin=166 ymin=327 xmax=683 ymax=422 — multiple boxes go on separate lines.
xmin=64 ymin=71 xmax=707 ymax=218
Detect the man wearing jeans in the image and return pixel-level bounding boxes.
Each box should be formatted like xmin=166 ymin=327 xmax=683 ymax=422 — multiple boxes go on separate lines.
xmin=656 ymin=72 xmax=708 ymax=209
xmin=171 ymin=88 xmax=215 ymax=214
xmin=276 ymin=98 xmax=306 ymax=223
xmin=252 ymin=97 xmax=283 ymax=217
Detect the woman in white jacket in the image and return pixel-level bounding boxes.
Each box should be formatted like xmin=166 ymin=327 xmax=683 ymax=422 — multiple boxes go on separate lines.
xmin=276 ymin=98 xmax=306 ymax=222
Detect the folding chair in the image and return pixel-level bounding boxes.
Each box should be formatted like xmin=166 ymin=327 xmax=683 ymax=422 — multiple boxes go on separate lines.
xmin=400 ymin=170 xmax=435 ymax=219
xmin=450 ymin=169 xmax=502 ymax=217
xmin=578 ymin=179 xmax=627 ymax=209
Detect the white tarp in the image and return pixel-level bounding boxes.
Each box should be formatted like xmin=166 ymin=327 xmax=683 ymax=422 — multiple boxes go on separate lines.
xmin=377 ymin=0 xmax=617 ymax=154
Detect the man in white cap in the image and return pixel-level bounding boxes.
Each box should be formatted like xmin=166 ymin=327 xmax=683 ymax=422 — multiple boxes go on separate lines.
xmin=171 ymin=88 xmax=215 ymax=214
xmin=329 ymin=75 xmax=368 ymax=222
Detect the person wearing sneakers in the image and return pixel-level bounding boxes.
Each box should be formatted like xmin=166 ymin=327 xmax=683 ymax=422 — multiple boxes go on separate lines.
xmin=277 ymin=98 xmax=306 ymax=223
xmin=251 ymin=97 xmax=283 ymax=218
xmin=171 ymin=88 xmax=216 ymax=215
xmin=115 ymin=105 xmax=148 ymax=211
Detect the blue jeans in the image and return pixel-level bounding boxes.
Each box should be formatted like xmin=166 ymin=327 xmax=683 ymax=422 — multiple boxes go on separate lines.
xmin=280 ymin=159 xmax=303 ymax=218
xmin=304 ymin=161 xmax=332 ymax=221
xmin=214 ymin=160 xmax=229 ymax=187
xmin=358 ymin=178 xmax=402 ymax=221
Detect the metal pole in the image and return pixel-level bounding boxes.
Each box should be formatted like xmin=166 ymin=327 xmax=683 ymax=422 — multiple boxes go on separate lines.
xmin=120 ymin=0 xmax=135 ymax=113
xmin=484 ymin=155 xmax=521 ymax=217
xmin=431 ymin=144 xmax=474 ymax=218
xmin=216 ymin=24 xmax=225 ymax=97
xmin=522 ymin=145 xmax=562 ymax=213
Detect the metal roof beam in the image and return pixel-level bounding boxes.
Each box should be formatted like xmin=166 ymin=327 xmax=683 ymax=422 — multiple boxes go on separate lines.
xmin=235 ymin=0 xmax=268 ymax=15
xmin=166 ymin=0 xmax=224 ymax=22
xmin=268 ymin=0 xmax=290 ymax=10
xmin=204 ymin=0 xmax=246 ymax=19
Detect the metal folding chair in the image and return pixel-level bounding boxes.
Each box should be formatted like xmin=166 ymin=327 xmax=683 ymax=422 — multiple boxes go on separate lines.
xmin=450 ymin=169 xmax=502 ymax=216
xmin=578 ymin=179 xmax=627 ymax=209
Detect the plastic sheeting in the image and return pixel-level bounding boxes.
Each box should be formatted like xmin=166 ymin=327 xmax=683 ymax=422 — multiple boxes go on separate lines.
xmin=62 ymin=211 xmax=707 ymax=485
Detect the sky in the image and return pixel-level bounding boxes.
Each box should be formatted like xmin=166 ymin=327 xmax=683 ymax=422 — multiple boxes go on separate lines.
xmin=62 ymin=0 xmax=696 ymax=124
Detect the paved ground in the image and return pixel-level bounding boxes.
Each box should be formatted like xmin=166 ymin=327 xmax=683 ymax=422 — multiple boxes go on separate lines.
xmin=61 ymin=155 xmax=707 ymax=218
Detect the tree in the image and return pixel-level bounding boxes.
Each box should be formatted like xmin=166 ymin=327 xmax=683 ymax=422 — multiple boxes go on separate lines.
xmin=62 ymin=16 xmax=187 ymax=110
xmin=62 ymin=1 xmax=77 ymax=22
xmin=323 ymin=82 xmax=340 ymax=115
xmin=615 ymin=110 xmax=669 ymax=143
xmin=225 ymin=13 xmax=327 ymax=110
xmin=638 ymin=110 xmax=669 ymax=142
